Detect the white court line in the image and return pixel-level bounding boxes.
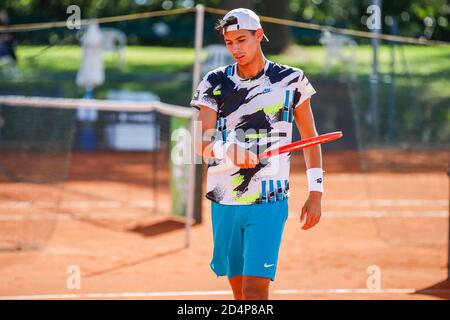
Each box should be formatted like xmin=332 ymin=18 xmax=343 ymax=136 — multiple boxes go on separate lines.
xmin=0 ymin=200 xmax=155 ymax=209
xmin=288 ymin=210 xmax=449 ymax=218
xmin=1 ymin=288 xmax=449 ymax=300
xmin=0 ymin=213 xmax=155 ymax=221
xmin=0 ymin=199 xmax=447 ymax=221
xmin=0 ymin=210 xmax=448 ymax=221
xmin=325 ymin=199 xmax=448 ymax=207
xmin=0 ymin=199 xmax=446 ymax=209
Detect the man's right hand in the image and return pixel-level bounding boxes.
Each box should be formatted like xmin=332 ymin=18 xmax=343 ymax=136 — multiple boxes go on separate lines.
xmin=226 ymin=143 xmax=259 ymax=169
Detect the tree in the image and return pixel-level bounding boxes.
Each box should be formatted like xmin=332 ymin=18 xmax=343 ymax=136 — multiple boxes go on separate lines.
xmin=219 ymin=0 xmax=254 ymax=11
xmin=259 ymin=0 xmax=291 ymax=54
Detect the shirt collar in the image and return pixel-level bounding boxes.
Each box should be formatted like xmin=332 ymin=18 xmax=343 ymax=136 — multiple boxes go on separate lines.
xmin=234 ymin=59 xmax=270 ymax=82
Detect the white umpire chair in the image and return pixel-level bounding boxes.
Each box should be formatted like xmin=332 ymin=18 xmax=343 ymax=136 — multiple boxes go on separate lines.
xmin=101 ymin=27 xmax=127 ymax=70
xmin=201 ymin=44 xmax=235 ymax=77
xmin=319 ymin=29 xmax=357 ymax=81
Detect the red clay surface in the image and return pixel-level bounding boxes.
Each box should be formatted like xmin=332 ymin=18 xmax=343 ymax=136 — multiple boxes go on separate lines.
xmin=0 ymin=150 xmax=448 ymax=300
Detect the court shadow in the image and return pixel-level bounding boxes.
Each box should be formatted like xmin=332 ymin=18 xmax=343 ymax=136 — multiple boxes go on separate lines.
xmin=84 ymin=245 xmax=186 ymax=278
xmin=128 ymin=218 xmax=185 ymax=237
xmin=414 ymin=278 xmax=450 ymax=300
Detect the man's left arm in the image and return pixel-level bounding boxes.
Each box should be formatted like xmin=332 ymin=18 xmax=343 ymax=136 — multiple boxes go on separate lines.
xmin=293 ymin=98 xmax=322 ymax=230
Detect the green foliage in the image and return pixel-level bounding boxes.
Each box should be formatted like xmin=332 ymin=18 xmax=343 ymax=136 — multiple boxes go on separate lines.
xmin=0 ymin=43 xmax=448 ymax=145
xmin=1 ymin=0 xmax=448 ymax=41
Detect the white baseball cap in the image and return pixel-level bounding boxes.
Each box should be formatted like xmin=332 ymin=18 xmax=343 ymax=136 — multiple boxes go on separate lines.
xmin=220 ymin=8 xmax=269 ymax=42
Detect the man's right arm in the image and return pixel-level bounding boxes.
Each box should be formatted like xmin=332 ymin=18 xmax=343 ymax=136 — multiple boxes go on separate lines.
xmin=194 ymin=105 xmax=258 ymax=169
xmin=194 ymin=105 xmax=218 ymax=160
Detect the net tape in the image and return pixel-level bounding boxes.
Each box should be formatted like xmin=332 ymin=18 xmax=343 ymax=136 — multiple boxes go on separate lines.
xmin=0 ymin=95 xmax=193 ymax=119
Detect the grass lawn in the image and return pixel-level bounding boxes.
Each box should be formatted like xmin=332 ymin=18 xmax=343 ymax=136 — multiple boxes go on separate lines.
xmin=0 ymin=44 xmax=448 ymax=143
xmin=5 ymin=44 xmax=449 ymax=100
xmin=16 ymin=45 xmax=196 ymax=75
xmin=13 ymin=44 xmax=450 ymax=79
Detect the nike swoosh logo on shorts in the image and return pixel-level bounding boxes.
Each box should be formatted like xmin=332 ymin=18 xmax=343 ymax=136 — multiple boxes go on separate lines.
xmin=264 ymin=263 xmax=275 ymax=268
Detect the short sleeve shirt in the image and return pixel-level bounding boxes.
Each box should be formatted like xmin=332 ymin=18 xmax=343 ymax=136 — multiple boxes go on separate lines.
xmin=190 ymin=59 xmax=316 ymax=205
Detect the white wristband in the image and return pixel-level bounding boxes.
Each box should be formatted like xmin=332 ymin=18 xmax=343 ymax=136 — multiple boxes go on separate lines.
xmin=306 ymin=168 xmax=324 ymax=193
xmin=212 ymin=140 xmax=233 ymax=160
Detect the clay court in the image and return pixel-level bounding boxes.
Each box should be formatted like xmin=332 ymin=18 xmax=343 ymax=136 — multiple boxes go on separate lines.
xmin=0 ymin=0 xmax=449 ymax=303
xmin=0 ymin=149 xmax=448 ymax=300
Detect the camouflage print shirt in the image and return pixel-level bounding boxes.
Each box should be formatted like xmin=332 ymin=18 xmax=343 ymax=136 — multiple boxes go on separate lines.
xmin=190 ymin=59 xmax=316 ymax=205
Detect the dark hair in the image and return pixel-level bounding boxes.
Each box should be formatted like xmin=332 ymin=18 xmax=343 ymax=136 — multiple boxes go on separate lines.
xmin=215 ymin=16 xmax=256 ymax=35
xmin=215 ymin=16 xmax=238 ymax=32
xmin=215 ymin=16 xmax=256 ymax=36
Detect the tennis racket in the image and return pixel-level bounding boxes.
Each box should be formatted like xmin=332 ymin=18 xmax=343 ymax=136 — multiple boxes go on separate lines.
xmin=209 ymin=131 xmax=343 ymax=175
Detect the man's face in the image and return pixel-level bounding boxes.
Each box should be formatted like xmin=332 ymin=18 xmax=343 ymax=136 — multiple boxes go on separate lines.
xmin=223 ymin=29 xmax=263 ymax=66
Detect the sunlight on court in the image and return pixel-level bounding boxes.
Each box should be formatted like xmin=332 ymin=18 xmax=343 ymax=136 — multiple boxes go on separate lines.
xmin=0 ymin=2 xmax=449 ymax=301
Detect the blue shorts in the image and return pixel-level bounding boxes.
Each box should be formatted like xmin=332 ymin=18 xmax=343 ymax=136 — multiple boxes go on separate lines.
xmin=210 ymin=199 xmax=289 ymax=281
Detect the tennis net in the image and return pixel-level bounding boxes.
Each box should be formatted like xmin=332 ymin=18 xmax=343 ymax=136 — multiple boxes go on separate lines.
xmin=0 ymin=95 xmax=194 ymax=251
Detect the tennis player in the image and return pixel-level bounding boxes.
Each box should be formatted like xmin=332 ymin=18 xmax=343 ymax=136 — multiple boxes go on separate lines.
xmin=190 ymin=8 xmax=323 ymax=300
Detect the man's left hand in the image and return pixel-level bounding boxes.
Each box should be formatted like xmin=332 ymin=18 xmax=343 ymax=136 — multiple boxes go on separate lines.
xmin=300 ymin=192 xmax=322 ymax=230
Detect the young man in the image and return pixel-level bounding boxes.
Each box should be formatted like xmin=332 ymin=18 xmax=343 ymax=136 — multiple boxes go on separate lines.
xmin=190 ymin=8 xmax=323 ymax=300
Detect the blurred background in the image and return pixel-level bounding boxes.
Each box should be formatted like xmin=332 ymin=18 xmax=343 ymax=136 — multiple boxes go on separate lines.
xmin=0 ymin=0 xmax=448 ymax=300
